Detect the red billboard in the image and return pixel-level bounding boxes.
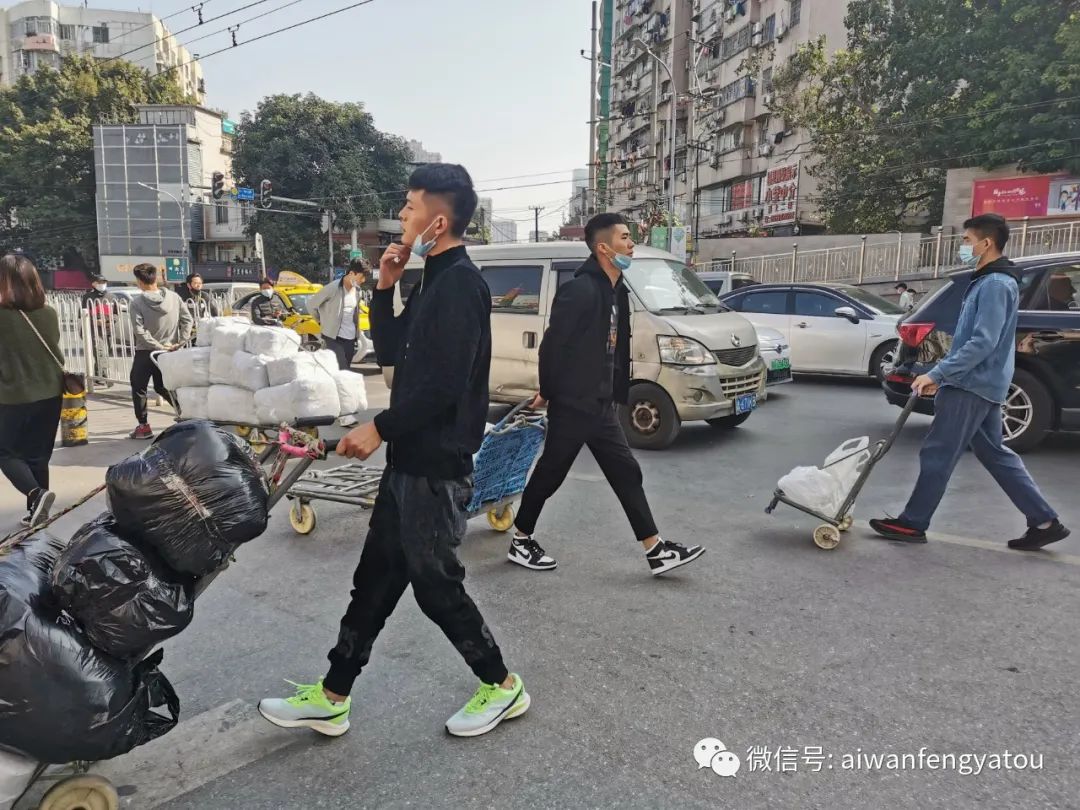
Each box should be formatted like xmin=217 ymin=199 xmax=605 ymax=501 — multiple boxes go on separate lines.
xmin=970 ymin=174 xmax=1080 ymax=219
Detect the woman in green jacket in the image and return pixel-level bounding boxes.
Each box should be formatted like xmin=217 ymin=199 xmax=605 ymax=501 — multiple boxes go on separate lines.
xmin=0 ymin=254 xmax=63 ymax=527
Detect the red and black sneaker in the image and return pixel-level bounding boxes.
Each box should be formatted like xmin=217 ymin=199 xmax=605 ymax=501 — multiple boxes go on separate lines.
xmin=868 ymin=517 xmax=927 ymax=544
xmin=129 ymin=424 xmax=154 ymax=441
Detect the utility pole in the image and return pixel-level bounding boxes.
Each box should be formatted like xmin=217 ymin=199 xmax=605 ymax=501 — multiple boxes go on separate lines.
xmin=580 ymin=187 xmax=589 ymax=225
xmin=531 ymin=206 xmax=545 ymax=242
xmin=588 ymin=0 xmax=599 ymax=214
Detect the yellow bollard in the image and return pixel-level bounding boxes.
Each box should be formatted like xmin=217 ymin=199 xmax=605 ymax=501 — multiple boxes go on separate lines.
xmin=60 ymin=391 xmax=89 ymax=447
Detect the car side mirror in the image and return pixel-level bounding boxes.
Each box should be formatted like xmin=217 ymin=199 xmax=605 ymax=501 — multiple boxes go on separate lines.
xmin=834 ymin=306 xmax=860 ymax=323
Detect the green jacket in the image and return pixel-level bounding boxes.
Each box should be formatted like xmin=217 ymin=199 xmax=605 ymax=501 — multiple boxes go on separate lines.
xmin=0 ymin=306 xmax=64 ymax=405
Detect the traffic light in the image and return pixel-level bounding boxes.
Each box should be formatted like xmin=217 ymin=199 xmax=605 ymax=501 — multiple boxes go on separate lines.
xmin=211 ymin=171 xmax=225 ymax=200
xmin=260 ymin=179 xmax=273 ymax=209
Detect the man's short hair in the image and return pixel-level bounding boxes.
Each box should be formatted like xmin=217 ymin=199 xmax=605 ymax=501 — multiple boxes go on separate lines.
xmin=408 ymin=163 xmax=478 ymax=238
xmin=584 ymin=213 xmax=628 ymax=252
xmin=132 ymin=263 xmax=158 ymax=285
xmin=90 ymin=274 xmax=106 ymax=284
xmin=963 ymin=213 xmax=1010 ymax=251
xmin=348 ymin=257 xmax=371 ymax=275
xmin=895 ymin=282 xmax=908 ymax=291
xmin=186 ymin=272 xmax=202 ymax=285
xmin=259 ymin=277 xmax=274 ymax=287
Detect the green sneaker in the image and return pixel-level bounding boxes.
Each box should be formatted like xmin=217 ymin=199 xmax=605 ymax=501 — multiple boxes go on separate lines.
xmin=445 ymin=673 xmax=530 ymax=737
xmin=258 ymin=679 xmax=351 ymax=737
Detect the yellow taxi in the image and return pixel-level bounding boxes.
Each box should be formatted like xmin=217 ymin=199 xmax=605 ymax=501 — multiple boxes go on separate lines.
xmin=234 ymin=271 xmax=371 ymax=345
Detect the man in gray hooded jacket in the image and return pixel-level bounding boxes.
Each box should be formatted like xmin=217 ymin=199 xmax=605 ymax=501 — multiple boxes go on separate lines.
xmin=128 ymin=263 xmax=193 ymax=439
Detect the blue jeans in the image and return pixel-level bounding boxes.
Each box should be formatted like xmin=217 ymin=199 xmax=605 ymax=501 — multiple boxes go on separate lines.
xmin=900 ymin=386 xmax=1057 ymax=531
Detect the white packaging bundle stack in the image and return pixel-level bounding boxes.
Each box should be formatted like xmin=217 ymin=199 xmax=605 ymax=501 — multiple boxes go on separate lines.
xmin=207 ymin=385 xmax=259 ymax=426
xmin=245 ymin=325 xmax=301 ymax=358
xmin=254 ymin=376 xmax=341 ymax=425
xmin=232 ymin=351 xmax=271 ymax=391
xmin=265 ymin=350 xmax=338 ymax=387
xmin=157 ymin=347 xmax=211 ymax=390
xmin=175 ymin=387 xmax=210 ymax=420
xmin=333 ymin=370 xmax=368 ymax=415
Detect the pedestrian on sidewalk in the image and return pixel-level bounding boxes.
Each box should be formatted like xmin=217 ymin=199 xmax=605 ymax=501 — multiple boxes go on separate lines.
xmin=250 ymin=278 xmax=286 ymax=326
xmin=895 ymin=282 xmax=916 ymax=312
xmin=508 ymin=213 xmax=705 ymax=576
xmin=0 ymin=254 xmax=63 ymax=527
xmin=128 ymin=263 xmax=192 ymax=441
xmin=180 ymin=272 xmax=219 ymax=320
xmin=81 ymin=275 xmax=115 ymax=383
xmin=871 ymin=214 xmax=1069 ymax=549
xmin=307 ymin=257 xmax=370 ymax=370
xmin=259 ymin=164 xmax=529 ymax=739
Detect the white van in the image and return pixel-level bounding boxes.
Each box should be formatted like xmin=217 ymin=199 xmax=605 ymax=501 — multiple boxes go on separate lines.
xmin=398 ymin=242 xmax=765 ymax=449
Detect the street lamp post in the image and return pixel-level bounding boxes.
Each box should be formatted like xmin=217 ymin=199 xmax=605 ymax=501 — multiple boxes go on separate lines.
xmin=137 ymin=182 xmax=187 ymax=279
xmin=634 ymin=36 xmax=677 ymax=248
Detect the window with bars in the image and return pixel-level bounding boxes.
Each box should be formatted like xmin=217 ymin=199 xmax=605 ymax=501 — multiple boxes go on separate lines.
xmin=241 ymin=203 xmax=253 ymax=226
xmin=791 ymin=0 xmax=802 ymax=26
xmin=59 ymin=24 xmax=75 ymax=40
xmin=92 ymin=25 xmax=110 ymax=44
xmin=764 ymin=14 xmax=776 ymax=42
xmin=721 ymin=24 xmax=752 ymax=61
xmin=762 ymin=67 xmax=774 ymax=93
xmin=215 ymin=203 xmax=229 ymax=225
xmin=718 ymin=76 xmax=755 ymax=107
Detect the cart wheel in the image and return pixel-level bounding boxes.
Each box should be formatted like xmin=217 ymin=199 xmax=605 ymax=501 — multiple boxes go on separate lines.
xmin=39 ymin=775 xmax=119 ymax=810
xmin=487 ymin=505 xmax=515 ymax=533
xmin=289 ymin=501 xmax=317 ymax=535
xmin=813 ymin=524 xmax=841 ymax=550
xmin=838 ymin=515 xmax=854 ymax=532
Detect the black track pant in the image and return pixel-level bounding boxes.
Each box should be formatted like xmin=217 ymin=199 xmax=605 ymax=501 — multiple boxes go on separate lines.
xmin=130 ymin=350 xmax=174 ymax=425
xmin=515 ymin=401 xmax=658 ymax=542
xmin=0 ymin=397 xmax=61 ymax=506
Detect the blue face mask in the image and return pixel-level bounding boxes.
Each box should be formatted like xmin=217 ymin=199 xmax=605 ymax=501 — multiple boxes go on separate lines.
xmin=958 ymin=244 xmax=977 ymax=266
xmin=411 ymin=217 xmax=442 ymax=258
xmin=611 ymin=252 xmax=633 ymax=272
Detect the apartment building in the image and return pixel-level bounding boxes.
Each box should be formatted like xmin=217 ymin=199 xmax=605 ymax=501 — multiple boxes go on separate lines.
xmin=0 ymin=1 xmax=205 ymax=100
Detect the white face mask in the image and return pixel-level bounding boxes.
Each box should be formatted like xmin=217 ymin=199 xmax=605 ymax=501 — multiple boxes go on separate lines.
xmin=261 ymin=289 xmax=274 ymax=298
xmin=93 ymin=283 xmax=107 ymax=292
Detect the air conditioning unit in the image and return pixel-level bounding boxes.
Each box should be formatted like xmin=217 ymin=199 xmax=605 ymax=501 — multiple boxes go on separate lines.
xmin=763 ymin=92 xmax=774 ymax=105
xmin=721 ymin=215 xmax=734 ymax=226
xmin=715 ymin=109 xmax=726 ymax=124
xmin=754 ymin=207 xmax=765 ymax=219
xmin=752 ymin=22 xmax=764 ymax=35
xmin=629 ymin=191 xmax=638 ymax=200
xmin=724 ymin=7 xmax=738 ymax=22
xmin=758 ymin=142 xmax=775 ymax=157
xmin=776 ymin=24 xmax=789 ymax=41
xmin=740 ymin=211 xmax=751 ymax=223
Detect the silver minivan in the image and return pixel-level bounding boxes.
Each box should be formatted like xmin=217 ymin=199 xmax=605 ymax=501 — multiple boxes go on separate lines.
xmin=399 ymin=242 xmax=765 ymax=449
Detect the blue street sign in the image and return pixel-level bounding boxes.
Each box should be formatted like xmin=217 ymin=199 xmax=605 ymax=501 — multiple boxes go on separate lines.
xmin=236 ymin=187 xmax=255 ymax=201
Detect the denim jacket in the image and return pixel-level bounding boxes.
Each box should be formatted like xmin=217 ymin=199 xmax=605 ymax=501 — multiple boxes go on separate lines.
xmin=928 ymin=257 xmax=1019 ymax=404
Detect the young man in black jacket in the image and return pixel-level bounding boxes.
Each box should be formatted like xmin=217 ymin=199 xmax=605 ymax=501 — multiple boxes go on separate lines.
xmin=259 ymin=164 xmax=528 ymax=740
xmin=509 ymin=213 xmax=705 ymax=576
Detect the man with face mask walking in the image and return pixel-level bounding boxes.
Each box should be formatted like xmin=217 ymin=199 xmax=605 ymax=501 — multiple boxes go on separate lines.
xmin=870 ymin=214 xmax=1069 ymax=549
xmin=507 ymin=213 xmax=705 ymax=576
xmin=259 ymin=164 xmax=528 ymax=740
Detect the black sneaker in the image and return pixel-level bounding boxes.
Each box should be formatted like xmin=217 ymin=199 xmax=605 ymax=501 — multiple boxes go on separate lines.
xmin=646 ymin=539 xmax=705 ymax=576
xmin=508 ymin=535 xmax=557 ymax=571
xmin=1008 ymin=520 xmax=1071 ymax=550
xmin=868 ymin=517 xmax=927 ymax=544
xmin=27 ymin=488 xmax=55 ymax=529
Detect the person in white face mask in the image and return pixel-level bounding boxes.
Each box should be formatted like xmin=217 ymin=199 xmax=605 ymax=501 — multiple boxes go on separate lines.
xmin=250 ymin=277 xmax=286 ymax=326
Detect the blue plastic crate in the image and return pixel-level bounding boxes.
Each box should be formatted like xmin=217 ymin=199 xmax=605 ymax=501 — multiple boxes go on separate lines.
xmin=468 ymin=412 xmax=546 ymax=513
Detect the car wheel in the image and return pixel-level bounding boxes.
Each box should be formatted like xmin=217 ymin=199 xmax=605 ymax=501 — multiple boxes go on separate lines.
xmin=870 ymin=340 xmax=898 ymax=383
xmin=619 ymin=383 xmax=680 ymax=450
xmin=706 ymin=412 xmax=751 ymax=429
xmin=1002 ymin=369 xmax=1052 ymax=453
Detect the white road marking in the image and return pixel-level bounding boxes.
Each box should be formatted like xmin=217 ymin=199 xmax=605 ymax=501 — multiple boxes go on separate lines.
xmin=856 ymin=521 xmax=1080 ymax=567
xmin=93 ymin=699 xmax=298 ymax=808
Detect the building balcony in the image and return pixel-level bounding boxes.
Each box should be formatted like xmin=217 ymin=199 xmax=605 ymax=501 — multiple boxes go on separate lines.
xmin=21 ymin=34 xmax=59 ymax=52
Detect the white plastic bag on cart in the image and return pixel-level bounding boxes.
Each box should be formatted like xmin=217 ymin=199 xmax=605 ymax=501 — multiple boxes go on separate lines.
xmin=245 ymin=325 xmax=301 ymax=358
xmin=0 ymin=749 xmax=37 ymax=809
xmin=254 ymin=376 xmax=340 ymax=425
xmin=332 ymin=370 xmax=368 ymax=416
xmin=208 ymin=345 xmax=236 ymax=385
xmin=777 ymin=466 xmax=845 ymax=515
xmin=157 ymin=347 xmax=211 ymax=389
xmin=266 ymin=350 xmax=337 ymax=387
xmin=211 ymin=320 xmax=250 ymax=357
xmin=175 ymin=387 xmax=209 ymax=420
xmin=207 ymin=385 xmax=259 ymax=425
xmin=196 ymin=316 xmax=245 ymax=348
xmin=232 ymin=351 xmax=271 ymax=391
xmin=823 ymin=436 xmax=871 ymax=492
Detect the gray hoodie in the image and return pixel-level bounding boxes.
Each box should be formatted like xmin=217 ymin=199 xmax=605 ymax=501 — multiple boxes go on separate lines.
xmin=129 ymin=288 xmax=194 ymax=351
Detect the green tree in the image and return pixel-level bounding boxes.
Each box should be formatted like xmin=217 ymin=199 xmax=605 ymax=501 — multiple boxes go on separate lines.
xmin=231 ymin=94 xmax=412 ymax=279
xmin=769 ymin=0 xmax=1080 ymax=232
xmin=0 ymin=56 xmax=190 ymax=269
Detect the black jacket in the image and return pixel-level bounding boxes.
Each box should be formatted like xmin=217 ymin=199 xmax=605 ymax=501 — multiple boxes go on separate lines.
xmin=80 ymin=288 xmax=115 ymax=312
xmin=539 ymin=256 xmax=631 ymax=410
xmin=181 ymin=291 xmax=219 ymax=319
xmin=371 ymin=245 xmax=491 ymax=480
xmin=250 ymin=294 xmax=285 ymax=326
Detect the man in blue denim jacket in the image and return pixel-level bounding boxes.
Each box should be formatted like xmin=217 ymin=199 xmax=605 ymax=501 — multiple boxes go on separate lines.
xmin=871 ymin=214 xmax=1069 ymax=549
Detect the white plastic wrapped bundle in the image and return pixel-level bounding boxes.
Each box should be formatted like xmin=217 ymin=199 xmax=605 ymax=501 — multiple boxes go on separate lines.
xmin=157 ymin=347 xmax=211 ymax=389
xmin=232 ymin=351 xmax=270 ymax=391
xmin=0 ymin=749 xmax=39 ymax=806
xmin=175 ymin=387 xmax=209 ymax=420
xmin=266 ymin=350 xmax=337 ymax=387
xmin=196 ymin=316 xmax=247 ymax=348
xmin=209 ymin=346 xmax=236 ymax=385
xmin=207 ymin=385 xmax=259 ymax=425
xmin=211 ymin=320 xmax=250 ymax=357
xmin=244 ymin=325 xmax=301 ymax=358
xmin=332 ymin=370 xmax=368 ymax=415
xmin=254 ymin=377 xmax=340 ymax=425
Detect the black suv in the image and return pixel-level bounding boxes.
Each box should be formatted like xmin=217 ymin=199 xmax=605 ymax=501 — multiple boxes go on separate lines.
xmin=883 ymin=253 xmax=1080 ymax=451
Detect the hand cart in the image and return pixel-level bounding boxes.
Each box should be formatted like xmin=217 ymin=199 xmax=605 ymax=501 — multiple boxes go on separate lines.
xmin=765 ymin=393 xmax=919 ymax=550
xmin=283 ymin=400 xmax=547 ymax=536
xmin=0 ymin=419 xmax=329 ymax=810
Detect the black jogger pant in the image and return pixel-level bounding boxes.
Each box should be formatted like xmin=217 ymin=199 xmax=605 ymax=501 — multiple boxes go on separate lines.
xmin=130 ymin=350 xmax=174 ymax=425
xmin=324 ymin=469 xmax=508 ymax=696
xmin=515 ymin=401 xmax=659 ymax=542
xmin=0 ymin=396 xmax=62 ymax=506
xmin=324 ymin=335 xmax=357 ymax=371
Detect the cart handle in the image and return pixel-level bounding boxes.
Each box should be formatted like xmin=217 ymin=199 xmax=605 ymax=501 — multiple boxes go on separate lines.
xmin=494 ymin=397 xmax=541 ymax=429
xmin=876 ymin=393 xmax=920 ymax=460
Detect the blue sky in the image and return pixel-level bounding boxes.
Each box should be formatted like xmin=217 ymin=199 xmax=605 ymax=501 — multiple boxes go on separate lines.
xmin=98 ymin=0 xmax=593 ymax=233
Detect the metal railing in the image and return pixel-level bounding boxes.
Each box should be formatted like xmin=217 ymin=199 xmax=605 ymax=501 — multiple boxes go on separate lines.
xmin=46 ymin=291 xmax=237 ymax=390
xmin=701 ymin=219 xmax=1080 ymax=284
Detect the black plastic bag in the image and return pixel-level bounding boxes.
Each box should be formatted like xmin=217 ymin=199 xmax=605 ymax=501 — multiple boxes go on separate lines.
xmin=0 ymin=534 xmax=180 ymax=764
xmin=107 ymin=420 xmax=269 ymax=576
xmin=51 ymin=514 xmax=195 ymax=659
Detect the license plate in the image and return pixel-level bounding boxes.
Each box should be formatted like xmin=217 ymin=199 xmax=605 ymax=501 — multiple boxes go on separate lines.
xmin=770 ymin=358 xmax=791 ymax=371
xmin=735 ymin=393 xmax=757 ymax=415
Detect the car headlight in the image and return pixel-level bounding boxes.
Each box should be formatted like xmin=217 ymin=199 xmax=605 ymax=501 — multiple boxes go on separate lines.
xmin=658 ymin=336 xmax=716 ymax=366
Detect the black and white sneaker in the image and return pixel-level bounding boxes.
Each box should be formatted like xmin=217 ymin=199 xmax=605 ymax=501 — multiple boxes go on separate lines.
xmin=646 ymin=539 xmax=705 ymax=576
xmin=27 ymin=488 xmax=55 ymax=529
xmin=508 ymin=534 xmax=558 ymax=571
